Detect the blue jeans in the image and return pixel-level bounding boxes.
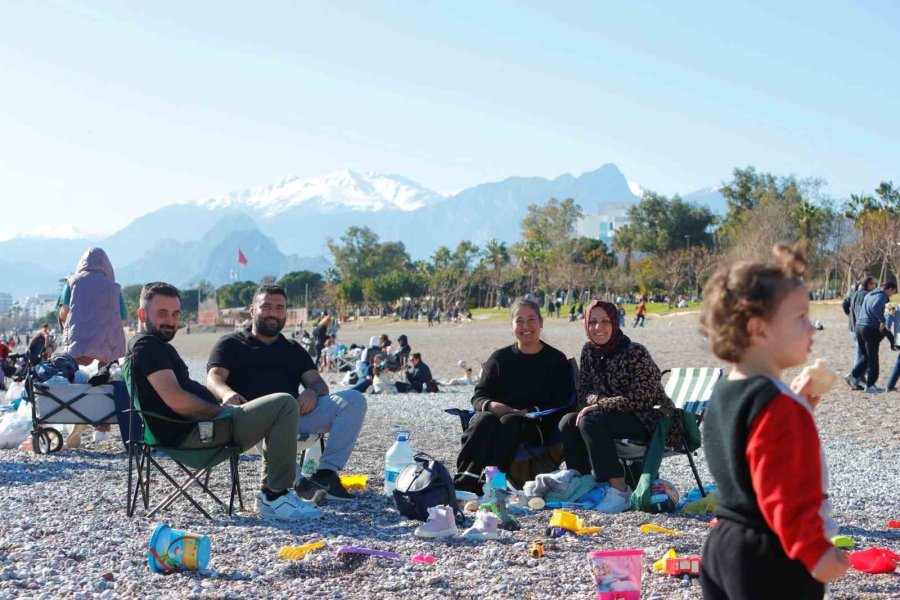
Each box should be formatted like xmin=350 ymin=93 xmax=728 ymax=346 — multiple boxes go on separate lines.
xmin=298 ymin=390 xmax=367 ymax=472
xmin=887 ymin=356 xmax=900 ymax=391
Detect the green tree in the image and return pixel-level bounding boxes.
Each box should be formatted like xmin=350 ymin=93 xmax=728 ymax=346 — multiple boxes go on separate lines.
xmin=618 ymin=191 xmax=714 ymax=255
xmin=122 ymin=284 xmax=143 ymax=319
xmin=277 ymin=270 xmax=324 ymax=305
xmin=216 ymin=281 xmax=257 ymax=308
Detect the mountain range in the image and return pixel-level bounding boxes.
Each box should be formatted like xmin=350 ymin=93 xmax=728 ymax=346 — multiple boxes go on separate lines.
xmin=0 ymin=165 xmax=727 ymax=298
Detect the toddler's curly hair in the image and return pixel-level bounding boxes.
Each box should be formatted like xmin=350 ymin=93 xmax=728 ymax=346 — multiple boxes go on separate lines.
xmin=699 ymin=243 xmax=807 ymax=362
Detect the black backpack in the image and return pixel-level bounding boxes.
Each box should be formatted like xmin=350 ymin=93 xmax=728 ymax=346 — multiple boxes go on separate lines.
xmin=392 ymin=453 xmax=464 ymax=524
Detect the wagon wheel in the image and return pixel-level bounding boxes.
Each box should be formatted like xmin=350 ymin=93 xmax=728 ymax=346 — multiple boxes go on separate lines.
xmin=34 ymin=428 xmax=63 ymax=454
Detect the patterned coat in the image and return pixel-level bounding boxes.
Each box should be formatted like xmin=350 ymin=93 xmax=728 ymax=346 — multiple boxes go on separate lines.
xmin=577 ymin=341 xmax=675 ymax=438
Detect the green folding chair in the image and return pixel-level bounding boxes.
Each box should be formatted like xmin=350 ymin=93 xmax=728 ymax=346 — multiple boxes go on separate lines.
xmin=122 ymin=358 xmax=244 ymax=520
xmin=615 ymin=367 xmax=723 ymax=496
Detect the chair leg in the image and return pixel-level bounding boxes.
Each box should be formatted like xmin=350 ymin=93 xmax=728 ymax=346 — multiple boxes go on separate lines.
xmin=234 ymin=456 xmax=244 ymax=510
xmin=147 ymin=456 xmax=215 ymax=521
xmin=674 ymin=418 xmax=705 ymax=497
xmin=126 ymin=443 xmax=136 ymax=517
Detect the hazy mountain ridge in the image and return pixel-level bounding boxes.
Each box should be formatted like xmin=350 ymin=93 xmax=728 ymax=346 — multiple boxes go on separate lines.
xmin=0 ymin=165 xmax=726 ymax=296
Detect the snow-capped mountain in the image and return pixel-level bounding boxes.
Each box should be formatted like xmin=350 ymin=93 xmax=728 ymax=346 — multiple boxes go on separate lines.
xmin=198 ymin=169 xmax=445 ymax=216
xmin=0 ymin=163 xmax=676 ymax=294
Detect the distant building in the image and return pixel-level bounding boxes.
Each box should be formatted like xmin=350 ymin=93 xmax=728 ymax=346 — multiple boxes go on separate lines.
xmin=0 ymin=293 xmax=11 ymax=316
xmin=12 ymin=294 xmax=59 ymax=320
xmin=576 ymin=213 xmax=631 ymax=247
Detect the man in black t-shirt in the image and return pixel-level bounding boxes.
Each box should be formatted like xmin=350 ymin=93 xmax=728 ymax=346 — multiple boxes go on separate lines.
xmin=207 ymin=285 xmax=367 ymax=502
xmin=128 ymin=282 xmax=321 ymax=521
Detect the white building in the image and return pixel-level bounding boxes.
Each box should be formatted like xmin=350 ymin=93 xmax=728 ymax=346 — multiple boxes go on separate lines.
xmin=0 ymin=293 xmax=11 ymax=316
xmin=576 ymin=213 xmax=631 ymax=247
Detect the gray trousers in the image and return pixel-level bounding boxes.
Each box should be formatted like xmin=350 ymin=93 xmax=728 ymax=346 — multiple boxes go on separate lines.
xmin=298 ymin=389 xmax=367 ymax=472
xmin=180 ymin=392 xmax=299 ymax=492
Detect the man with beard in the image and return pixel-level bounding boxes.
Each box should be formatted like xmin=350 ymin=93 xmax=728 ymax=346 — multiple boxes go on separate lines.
xmin=128 ymin=282 xmax=322 ymax=521
xmin=207 ymin=285 xmax=367 ymax=502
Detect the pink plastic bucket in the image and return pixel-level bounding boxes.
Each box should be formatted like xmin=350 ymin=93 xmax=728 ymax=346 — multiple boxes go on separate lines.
xmin=588 ymin=549 xmax=644 ymax=600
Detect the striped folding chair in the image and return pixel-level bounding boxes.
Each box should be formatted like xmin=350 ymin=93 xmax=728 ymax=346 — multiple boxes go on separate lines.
xmin=615 ymin=367 xmax=723 ymax=495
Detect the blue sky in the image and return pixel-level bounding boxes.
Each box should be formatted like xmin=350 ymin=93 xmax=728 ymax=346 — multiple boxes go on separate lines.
xmin=1 ymin=0 xmax=897 ymax=238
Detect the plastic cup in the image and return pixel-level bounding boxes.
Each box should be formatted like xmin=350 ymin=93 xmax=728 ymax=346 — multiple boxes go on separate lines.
xmin=587 ymin=549 xmax=644 ymax=600
xmin=148 ymin=523 xmax=210 ymax=573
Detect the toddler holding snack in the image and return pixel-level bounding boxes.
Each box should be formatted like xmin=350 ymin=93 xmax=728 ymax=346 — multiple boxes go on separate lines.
xmin=698 ymin=244 xmax=848 ymax=599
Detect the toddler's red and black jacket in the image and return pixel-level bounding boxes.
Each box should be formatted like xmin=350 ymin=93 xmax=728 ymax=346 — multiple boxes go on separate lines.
xmin=703 ymin=375 xmax=837 ymax=573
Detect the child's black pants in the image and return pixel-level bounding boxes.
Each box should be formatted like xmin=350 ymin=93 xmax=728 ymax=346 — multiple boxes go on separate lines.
xmin=700 ymin=518 xmax=824 ymax=600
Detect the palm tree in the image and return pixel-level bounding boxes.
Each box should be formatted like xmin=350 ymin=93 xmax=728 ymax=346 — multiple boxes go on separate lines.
xmin=482 ymin=239 xmax=510 ymax=307
xmin=795 ymin=200 xmax=820 ymax=245
xmin=845 ymin=194 xmax=877 ymax=220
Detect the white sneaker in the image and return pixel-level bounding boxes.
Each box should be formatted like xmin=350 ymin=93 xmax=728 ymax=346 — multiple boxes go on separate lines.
xmin=864 ymin=386 xmax=885 ymax=394
xmin=255 ymin=490 xmax=324 ymax=520
xmin=595 ymin=486 xmax=632 ymax=514
xmin=414 ymin=505 xmax=458 ymax=538
xmin=92 ymin=430 xmax=108 ymax=443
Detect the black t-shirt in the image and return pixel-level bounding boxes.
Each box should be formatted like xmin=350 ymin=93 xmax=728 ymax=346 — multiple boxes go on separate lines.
xmin=127 ymin=333 xmax=218 ymax=447
xmin=207 ymin=329 xmax=317 ymax=401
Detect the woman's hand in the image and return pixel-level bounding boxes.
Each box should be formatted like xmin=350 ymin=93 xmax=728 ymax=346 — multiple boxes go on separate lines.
xmin=488 ymin=402 xmax=523 ymax=417
xmin=576 ymin=404 xmax=601 ymax=427
xmin=790 ymin=373 xmax=822 ymax=410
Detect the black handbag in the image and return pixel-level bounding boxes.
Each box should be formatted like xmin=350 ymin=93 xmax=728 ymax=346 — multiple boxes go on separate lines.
xmin=392 ymin=452 xmax=464 ymax=524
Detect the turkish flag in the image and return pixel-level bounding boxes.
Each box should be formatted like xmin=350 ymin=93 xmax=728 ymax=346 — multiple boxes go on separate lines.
xmin=238 ymin=249 xmax=248 ymax=265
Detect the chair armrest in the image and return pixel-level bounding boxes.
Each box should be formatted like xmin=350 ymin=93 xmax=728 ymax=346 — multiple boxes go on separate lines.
xmin=124 ymin=407 xmax=233 ymax=425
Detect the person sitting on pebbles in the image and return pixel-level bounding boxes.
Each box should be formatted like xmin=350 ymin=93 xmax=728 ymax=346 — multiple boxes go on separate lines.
xmin=129 ymin=282 xmax=321 ymax=521
xmin=207 ymin=284 xmax=367 ymax=502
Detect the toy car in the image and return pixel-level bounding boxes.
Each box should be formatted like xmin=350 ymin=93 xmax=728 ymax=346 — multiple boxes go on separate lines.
xmin=665 ymin=556 xmax=701 ymax=577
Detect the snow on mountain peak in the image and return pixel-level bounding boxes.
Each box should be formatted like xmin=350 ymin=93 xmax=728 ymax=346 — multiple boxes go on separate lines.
xmin=197 ymin=169 xmax=445 ymax=216
xmin=627 ymin=181 xmax=645 ymax=198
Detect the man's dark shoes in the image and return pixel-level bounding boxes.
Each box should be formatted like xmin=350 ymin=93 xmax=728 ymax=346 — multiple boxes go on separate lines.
xmin=296 ymin=470 xmax=354 ymax=501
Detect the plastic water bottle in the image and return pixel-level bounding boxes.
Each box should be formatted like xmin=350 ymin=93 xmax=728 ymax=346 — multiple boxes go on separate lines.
xmin=384 ymin=430 xmax=415 ymax=496
xmin=300 ymin=440 xmax=322 ymax=479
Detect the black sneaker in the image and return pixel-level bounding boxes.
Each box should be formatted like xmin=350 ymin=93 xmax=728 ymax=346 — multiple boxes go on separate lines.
xmin=296 ymin=471 xmax=354 ymax=501
xmin=293 ymin=480 xmax=328 ymax=505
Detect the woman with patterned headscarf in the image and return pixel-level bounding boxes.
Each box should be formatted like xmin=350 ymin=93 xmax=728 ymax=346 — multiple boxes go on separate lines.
xmin=558 ymin=298 xmax=673 ymax=513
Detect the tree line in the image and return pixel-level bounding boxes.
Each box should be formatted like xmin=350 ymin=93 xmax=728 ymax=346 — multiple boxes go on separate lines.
xmin=121 ymin=165 xmax=898 ymax=318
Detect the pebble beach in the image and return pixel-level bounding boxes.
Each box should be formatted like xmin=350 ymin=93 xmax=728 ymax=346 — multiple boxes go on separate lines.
xmin=1 ymin=304 xmax=898 ymax=599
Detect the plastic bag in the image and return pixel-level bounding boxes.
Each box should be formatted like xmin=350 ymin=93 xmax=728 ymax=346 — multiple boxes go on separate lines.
xmin=0 ymin=398 xmax=33 ymax=449
xmin=3 ymin=381 xmax=26 ymax=408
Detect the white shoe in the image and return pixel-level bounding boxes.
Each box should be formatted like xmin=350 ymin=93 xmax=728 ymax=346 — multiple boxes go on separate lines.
xmin=460 ymin=509 xmax=501 ymax=540
xmin=92 ymin=430 xmax=108 ymax=443
xmin=595 ymin=486 xmax=632 ymax=514
xmin=414 ymin=505 xmax=458 ymax=538
xmin=255 ymin=490 xmax=324 ymax=520
xmin=864 ymin=386 xmax=885 ymax=394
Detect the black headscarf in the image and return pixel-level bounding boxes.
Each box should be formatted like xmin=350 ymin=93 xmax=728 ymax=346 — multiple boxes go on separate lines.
xmin=583 ymin=298 xmax=631 ymax=357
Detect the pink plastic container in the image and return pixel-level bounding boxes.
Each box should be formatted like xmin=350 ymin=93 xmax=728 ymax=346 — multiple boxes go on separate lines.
xmin=588 ymin=549 xmax=644 ymax=600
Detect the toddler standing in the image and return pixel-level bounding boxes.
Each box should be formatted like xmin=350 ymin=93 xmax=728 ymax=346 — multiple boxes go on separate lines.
xmin=698 ymin=244 xmax=848 ymax=599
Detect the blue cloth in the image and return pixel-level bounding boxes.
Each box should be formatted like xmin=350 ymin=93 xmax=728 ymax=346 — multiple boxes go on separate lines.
xmin=856 ymin=290 xmax=889 ymax=329
xmin=576 ymin=482 xmax=610 ymax=507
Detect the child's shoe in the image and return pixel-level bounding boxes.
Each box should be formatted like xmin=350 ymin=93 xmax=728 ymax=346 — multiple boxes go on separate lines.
xmin=460 ymin=509 xmax=501 ymax=540
xmin=414 ymin=505 xmax=458 ymax=538
xmin=596 ymin=486 xmax=632 ymax=514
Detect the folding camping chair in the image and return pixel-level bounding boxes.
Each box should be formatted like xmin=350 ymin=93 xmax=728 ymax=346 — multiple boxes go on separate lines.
xmin=121 ymin=358 xmax=244 ymax=520
xmin=445 ymin=358 xmax=578 ymax=488
xmin=614 ymin=367 xmax=722 ymax=496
